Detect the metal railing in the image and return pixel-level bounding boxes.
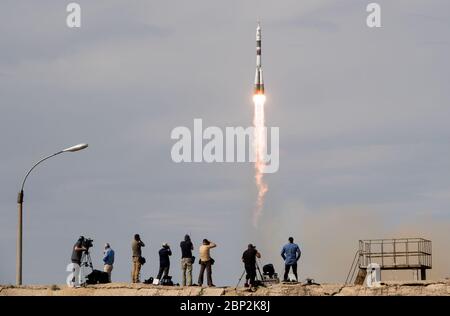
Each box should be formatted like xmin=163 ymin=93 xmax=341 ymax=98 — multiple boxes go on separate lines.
xmin=345 ymin=238 xmax=432 ymax=284
xmin=358 ymin=238 xmax=432 ymax=269
xmin=345 ymin=250 xmax=360 ymax=285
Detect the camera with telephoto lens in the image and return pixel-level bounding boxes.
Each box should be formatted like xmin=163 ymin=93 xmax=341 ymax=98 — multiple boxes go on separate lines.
xmin=82 ymin=237 xmax=94 ymax=250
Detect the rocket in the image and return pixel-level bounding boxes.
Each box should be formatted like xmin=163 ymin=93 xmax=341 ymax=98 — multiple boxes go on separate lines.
xmin=254 ymin=22 xmax=264 ymax=95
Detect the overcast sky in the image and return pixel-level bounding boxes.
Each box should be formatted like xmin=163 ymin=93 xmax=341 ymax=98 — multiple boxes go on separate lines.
xmin=1 ymin=0 xmax=449 ymax=286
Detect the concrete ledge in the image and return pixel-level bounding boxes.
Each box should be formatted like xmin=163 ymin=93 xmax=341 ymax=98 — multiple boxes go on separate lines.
xmin=1 ymin=280 xmax=449 ymax=296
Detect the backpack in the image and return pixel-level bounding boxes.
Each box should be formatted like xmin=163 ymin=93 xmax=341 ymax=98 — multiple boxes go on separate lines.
xmin=161 ymin=275 xmax=174 ymax=286
xmin=86 ymin=270 xmax=109 ymax=284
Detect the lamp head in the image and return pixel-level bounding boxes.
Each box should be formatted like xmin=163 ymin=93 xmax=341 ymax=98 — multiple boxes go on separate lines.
xmin=62 ymin=143 xmax=88 ymax=152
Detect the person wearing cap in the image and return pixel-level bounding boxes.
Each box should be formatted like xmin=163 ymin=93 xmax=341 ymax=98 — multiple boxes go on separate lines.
xmin=157 ymin=243 xmax=172 ymax=281
xmin=103 ymin=243 xmax=115 ymax=282
xmin=242 ymin=244 xmax=261 ymax=289
xmin=70 ymin=236 xmax=87 ymax=287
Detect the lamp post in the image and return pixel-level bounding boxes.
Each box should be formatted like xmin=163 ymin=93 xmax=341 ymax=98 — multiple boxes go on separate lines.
xmin=16 ymin=143 xmax=88 ymax=285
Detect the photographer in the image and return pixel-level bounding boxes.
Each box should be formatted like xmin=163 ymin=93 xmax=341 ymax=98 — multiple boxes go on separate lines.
xmin=180 ymin=234 xmax=194 ymax=286
xmin=198 ymin=239 xmax=216 ymax=287
xmin=156 ymin=243 xmax=172 ymax=281
xmin=131 ymin=234 xmax=145 ymax=283
xmin=242 ymin=244 xmax=261 ymax=289
xmin=70 ymin=236 xmax=87 ymax=287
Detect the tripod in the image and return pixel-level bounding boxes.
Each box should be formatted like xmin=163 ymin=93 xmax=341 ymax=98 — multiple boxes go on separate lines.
xmin=79 ymin=251 xmax=93 ymax=286
xmin=256 ymin=258 xmax=264 ymax=280
xmin=235 ymin=260 xmax=265 ymax=289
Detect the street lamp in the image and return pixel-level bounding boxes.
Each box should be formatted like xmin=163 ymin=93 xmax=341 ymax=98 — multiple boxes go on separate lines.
xmin=16 ymin=143 xmax=88 ymax=285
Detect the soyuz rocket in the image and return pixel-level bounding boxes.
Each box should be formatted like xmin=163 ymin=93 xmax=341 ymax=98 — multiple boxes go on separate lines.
xmin=254 ymin=22 xmax=264 ymax=95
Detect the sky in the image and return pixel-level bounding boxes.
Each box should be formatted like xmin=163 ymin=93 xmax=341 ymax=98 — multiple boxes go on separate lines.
xmin=0 ymin=0 xmax=449 ymax=286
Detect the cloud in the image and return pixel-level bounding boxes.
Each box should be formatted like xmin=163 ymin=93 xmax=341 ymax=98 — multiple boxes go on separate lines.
xmin=254 ymin=200 xmax=450 ymax=283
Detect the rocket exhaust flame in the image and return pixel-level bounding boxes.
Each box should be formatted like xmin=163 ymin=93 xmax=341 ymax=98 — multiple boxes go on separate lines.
xmin=253 ymin=95 xmax=268 ymax=227
xmin=252 ymin=22 xmax=267 ymax=227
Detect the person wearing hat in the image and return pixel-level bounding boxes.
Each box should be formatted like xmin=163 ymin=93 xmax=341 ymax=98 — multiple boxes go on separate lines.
xmin=157 ymin=242 xmax=172 ymax=281
xmin=103 ymin=243 xmax=115 ymax=282
xmin=242 ymin=244 xmax=261 ymax=289
xmin=70 ymin=236 xmax=87 ymax=287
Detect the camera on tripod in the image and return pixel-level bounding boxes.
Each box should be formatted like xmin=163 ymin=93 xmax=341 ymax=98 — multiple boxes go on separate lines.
xmin=82 ymin=237 xmax=94 ymax=251
xmin=79 ymin=237 xmax=94 ymax=270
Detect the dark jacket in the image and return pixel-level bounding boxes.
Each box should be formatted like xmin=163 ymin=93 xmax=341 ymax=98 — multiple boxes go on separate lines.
xmin=180 ymin=240 xmax=194 ymax=258
xmin=242 ymin=248 xmax=258 ymax=267
xmin=159 ymin=247 xmax=172 ymax=267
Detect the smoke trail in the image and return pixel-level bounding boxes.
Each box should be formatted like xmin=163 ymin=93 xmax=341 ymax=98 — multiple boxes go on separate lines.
xmin=253 ymin=95 xmax=268 ymax=227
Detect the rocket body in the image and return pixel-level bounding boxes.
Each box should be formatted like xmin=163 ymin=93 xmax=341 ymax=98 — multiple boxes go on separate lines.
xmin=254 ymin=23 xmax=264 ymax=95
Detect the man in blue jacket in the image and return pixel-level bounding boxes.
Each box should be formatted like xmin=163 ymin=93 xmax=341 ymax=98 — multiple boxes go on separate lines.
xmin=280 ymin=237 xmax=301 ymax=282
xmin=103 ymin=243 xmax=115 ymax=282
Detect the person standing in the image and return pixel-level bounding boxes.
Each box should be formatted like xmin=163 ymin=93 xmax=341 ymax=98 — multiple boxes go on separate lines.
xmin=70 ymin=236 xmax=87 ymax=288
xmin=131 ymin=234 xmax=145 ymax=283
xmin=180 ymin=234 xmax=194 ymax=286
xmin=242 ymin=244 xmax=261 ymax=289
xmin=157 ymin=243 xmax=172 ymax=281
xmin=103 ymin=243 xmax=115 ymax=282
xmin=198 ymin=239 xmax=216 ymax=287
xmin=280 ymin=237 xmax=301 ymax=282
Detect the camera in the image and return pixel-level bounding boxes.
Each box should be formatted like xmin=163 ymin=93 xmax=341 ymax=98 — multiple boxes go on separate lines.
xmin=81 ymin=237 xmax=94 ymax=250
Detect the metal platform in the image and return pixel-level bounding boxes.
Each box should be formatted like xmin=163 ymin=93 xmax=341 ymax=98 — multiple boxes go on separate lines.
xmin=346 ymin=238 xmax=432 ymax=284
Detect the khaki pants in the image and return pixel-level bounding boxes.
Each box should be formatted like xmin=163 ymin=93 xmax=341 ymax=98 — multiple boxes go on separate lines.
xmin=181 ymin=258 xmax=193 ymax=286
xmin=131 ymin=257 xmax=142 ymax=283
xmin=104 ymin=264 xmax=113 ymax=282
